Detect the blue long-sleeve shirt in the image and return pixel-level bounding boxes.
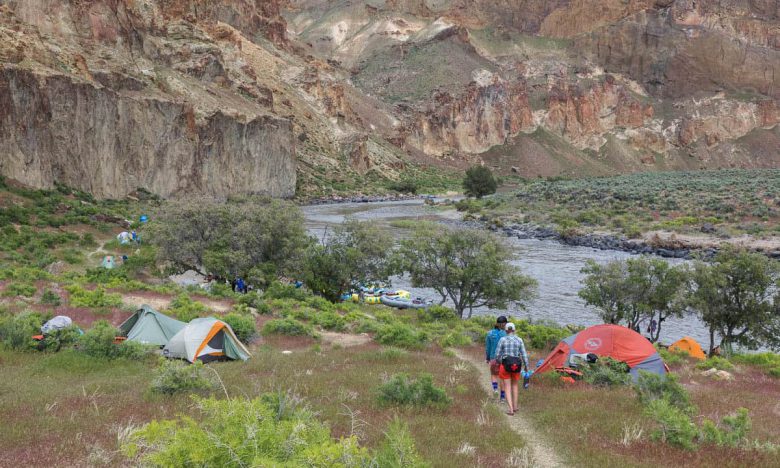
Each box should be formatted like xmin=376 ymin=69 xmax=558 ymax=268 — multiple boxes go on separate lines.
xmin=485 ymin=328 xmax=506 ymax=361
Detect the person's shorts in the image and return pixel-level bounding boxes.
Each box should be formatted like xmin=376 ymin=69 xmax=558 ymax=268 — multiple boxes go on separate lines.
xmin=489 ymin=359 xmax=501 ymax=376
xmin=499 ymin=365 xmax=521 ymax=381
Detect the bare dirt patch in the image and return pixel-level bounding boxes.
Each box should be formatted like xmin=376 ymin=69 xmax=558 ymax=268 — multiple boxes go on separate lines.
xmin=320 ymin=331 xmax=372 ymax=347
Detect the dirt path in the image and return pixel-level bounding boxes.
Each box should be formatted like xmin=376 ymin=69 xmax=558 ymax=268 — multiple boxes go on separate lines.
xmin=455 ymin=350 xmax=567 ymax=468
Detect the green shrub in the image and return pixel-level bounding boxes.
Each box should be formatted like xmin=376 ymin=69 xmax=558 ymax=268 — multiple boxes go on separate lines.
xmin=519 ymin=322 xmax=570 ymax=350
xmin=262 ymin=318 xmax=314 ymax=337
xmin=122 ymin=396 xmax=370 ymax=466
xmin=0 ymin=312 xmax=42 ymax=350
xmin=66 ymin=285 xmax=122 ymax=308
xmin=374 ymin=418 xmax=429 ymax=468
xmin=695 ymin=356 xmax=734 ymax=371
xmin=437 ymin=331 xmax=472 ymax=348
xmin=2 ymin=282 xmax=37 ymax=298
xmin=263 ymin=282 xmax=310 ymax=301
xmin=732 ymin=353 xmax=780 ymax=378
xmin=150 ymin=359 xmax=216 ymax=395
xmin=581 ymin=357 xmax=631 ymax=387
xmin=387 ymin=179 xmax=419 ymax=194
xmin=305 ymin=295 xmax=335 ymax=313
xmin=40 ymin=289 xmax=62 ymax=306
xmin=645 ymin=399 xmax=698 ymax=450
xmin=635 ymin=372 xmax=695 ymax=415
xmin=463 ymin=165 xmax=497 ymax=199
xmin=167 ymin=293 xmax=209 ymax=322
xmin=418 ymin=305 xmax=457 ymax=323
xmin=222 ymin=313 xmax=257 ymax=343
xmin=374 ymin=323 xmax=428 ymax=349
xmin=39 ymin=325 xmax=82 ymax=352
xmin=700 ymin=408 xmax=752 ymax=448
xmin=312 ymin=311 xmax=347 ymax=331
xmin=657 ymin=346 xmax=688 ymax=366
xmin=79 ymin=320 xmax=151 ymax=360
xmin=377 ymin=373 xmax=451 ymax=408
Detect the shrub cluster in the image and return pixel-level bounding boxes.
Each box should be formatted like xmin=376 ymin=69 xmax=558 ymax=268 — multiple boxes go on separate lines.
xmin=150 ymin=359 xmax=216 ymax=395
xmin=0 ymin=312 xmax=42 ymax=350
xmin=66 ymin=285 xmax=122 ymax=308
xmin=635 ymin=371 xmax=752 ymax=450
xmin=262 ymin=318 xmax=315 ymax=337
xmin=374 ymin=323 xmax=429 ymax=349
xmin=78 ymin=321 xmax=151 ymax=360
xmin=377 ymin=373 xmax=451 ymax=408
xmin=222 ymin=313 xmax=257 ymax=343
xmin=166 ymin=293 xmax=209 ymax=322
xmin=731 ymin=353 xmax=780 ymax=378
xmin=581 ymin=357 xmax=631 ymax=387
xmin=122 ymin=395 xmax=372 ymax=466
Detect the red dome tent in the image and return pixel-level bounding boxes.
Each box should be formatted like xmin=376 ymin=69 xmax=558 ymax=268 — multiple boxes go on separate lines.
xmin=536 ymin=324 xmax=666 ymax=380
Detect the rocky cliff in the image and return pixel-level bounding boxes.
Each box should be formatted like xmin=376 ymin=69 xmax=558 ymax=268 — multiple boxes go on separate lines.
xmin=0 ymin=0 xmax=298 ymax=198
xmin=1 ymin=0 xmax=780 ymax=197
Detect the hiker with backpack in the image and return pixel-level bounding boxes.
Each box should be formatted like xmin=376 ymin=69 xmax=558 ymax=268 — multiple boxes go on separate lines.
xmin=485 ymin=315 xmax=508 ymax=401
xmin=494 ymin=322 xmax=529 ymax=416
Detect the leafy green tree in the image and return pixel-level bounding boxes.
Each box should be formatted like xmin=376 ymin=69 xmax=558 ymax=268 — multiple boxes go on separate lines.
xmin=688 ymin=248 xmax=779 ymax=354
xmin=462 ymin=165 xmax=497 ymax=198
xmin=579 ymin=258 xmax=688 ymax=341
xmin=148 ymin=197 xmax=311 ymax=280
xmin=398 ymin=225 xmax=536 ymax=318
xmin=302 ymin=219 xmax=395 ymax=302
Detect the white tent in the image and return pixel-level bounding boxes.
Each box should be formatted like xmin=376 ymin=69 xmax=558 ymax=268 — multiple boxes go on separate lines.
xmin=163 ymin=317 xmax=251 ymax=363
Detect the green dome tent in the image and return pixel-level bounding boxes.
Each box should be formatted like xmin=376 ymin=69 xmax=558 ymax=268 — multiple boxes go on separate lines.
xmin=119 ymin=305 xmax=187 ymax=347
xmin=163 ymin=317 xmax=251 ymax=363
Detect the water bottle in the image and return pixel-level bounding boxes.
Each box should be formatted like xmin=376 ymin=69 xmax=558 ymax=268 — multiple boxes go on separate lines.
xmin=523 ymin=371 xmax=531 ymax=389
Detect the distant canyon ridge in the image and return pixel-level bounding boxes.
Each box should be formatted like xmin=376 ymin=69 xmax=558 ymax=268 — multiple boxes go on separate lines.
xmin=1 ymin=0 xmax=779 ymax=198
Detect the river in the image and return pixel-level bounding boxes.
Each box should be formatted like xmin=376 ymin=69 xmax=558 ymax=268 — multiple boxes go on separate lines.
xmin=302 ymin=199 xmax=712 ymax=346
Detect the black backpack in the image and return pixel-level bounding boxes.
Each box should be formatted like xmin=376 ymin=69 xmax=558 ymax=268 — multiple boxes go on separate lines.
xmin=502 ymin=356 xmax=523 ymax=373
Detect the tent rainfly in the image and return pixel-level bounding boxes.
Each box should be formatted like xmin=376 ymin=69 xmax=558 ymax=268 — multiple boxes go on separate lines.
xmin=536 ymin=324 xmax=666 ymax=381
xmin=163 ymin=317 xmax=251 ymax=363
xmin=119 ymin=305 xmax=187 ymax=346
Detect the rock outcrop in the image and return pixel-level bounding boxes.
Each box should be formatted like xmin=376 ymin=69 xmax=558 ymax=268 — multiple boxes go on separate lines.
xmin=0 ymin=0 xmax=298 ymax=199
xmin=0 ymin=66 xmax=295 ymax=199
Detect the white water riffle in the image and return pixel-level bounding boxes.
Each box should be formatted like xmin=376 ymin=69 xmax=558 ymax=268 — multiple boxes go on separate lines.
xmin=302 ymin=199 xmax=711 ymax=346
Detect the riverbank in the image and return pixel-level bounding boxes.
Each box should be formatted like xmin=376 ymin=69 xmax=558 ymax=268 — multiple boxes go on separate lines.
xmin=477 ymin=221 xmax=780 ymax=261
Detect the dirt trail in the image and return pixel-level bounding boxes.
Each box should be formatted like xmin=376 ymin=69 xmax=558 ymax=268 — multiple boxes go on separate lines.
xmin=455 ymin=350 xmax=567 ymax=468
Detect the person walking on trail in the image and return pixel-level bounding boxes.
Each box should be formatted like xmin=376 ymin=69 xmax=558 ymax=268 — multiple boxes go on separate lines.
xmin=495 ymin=322 xmax=529 ymax=416
xmin=485 ymin=315 xmax=508 ymax=401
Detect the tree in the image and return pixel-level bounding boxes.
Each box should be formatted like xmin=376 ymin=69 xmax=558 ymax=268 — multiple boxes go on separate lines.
xmin=147 ymin=197 xmax=311 ymax=280
xmin=579 ymin=258 xmax=688 ymax=341
xmin=302 ymin=219 xmax=395 ymax=302
xmin=688 ymin=248 xmax=779 ymax=354
xmin=463 ymin=165 xmax=497 ymax=199
xmin=398 ymin=224 xmax=536 ymax=318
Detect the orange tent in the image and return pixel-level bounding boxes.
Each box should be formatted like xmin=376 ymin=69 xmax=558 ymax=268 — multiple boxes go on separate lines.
xmin=668 ymin=336 xmax=706 ymax=360
xmin=536 ymin=324 xmax=666 ymax=380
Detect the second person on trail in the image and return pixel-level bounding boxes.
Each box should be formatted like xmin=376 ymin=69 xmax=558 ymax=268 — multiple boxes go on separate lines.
xmin=495 ymin=322 xmax=529 ymax=416
xmin=485 ymin=315 xmax=508 ymax=401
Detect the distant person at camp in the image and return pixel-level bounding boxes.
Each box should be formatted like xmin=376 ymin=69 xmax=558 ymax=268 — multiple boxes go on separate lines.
xmin=485 ymin=315 xmax=508 ymax=401
xmin=494 ymin=322 xmax=529 ymax=416
xmin=236 ymin=277 xmax=246 ymax=294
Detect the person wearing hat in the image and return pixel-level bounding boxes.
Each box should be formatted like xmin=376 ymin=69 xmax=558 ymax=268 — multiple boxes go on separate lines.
xmin=494 ymin=322 xmax=529 ymax=416
xmin=485 ymin=316 xmax=508 ymax=401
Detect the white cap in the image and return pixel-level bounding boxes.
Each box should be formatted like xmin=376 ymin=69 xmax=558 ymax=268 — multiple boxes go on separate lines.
xmin=505 ymin=322 xmax=516 ymax=331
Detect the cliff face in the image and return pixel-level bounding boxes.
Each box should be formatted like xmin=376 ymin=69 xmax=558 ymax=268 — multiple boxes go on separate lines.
xmin=0 ymin=0 xmax=298 ymax=198
xmin=283 ymin=0 xmax=780 ymax=177
xmin=0 ymin=67 xmax=295 ymax=199
xmin=2 ymin=0 xmax=780 ymax=196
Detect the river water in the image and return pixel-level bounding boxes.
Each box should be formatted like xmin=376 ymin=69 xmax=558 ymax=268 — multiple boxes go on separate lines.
xmin=302 ymin=199 xmax=712 ymax=346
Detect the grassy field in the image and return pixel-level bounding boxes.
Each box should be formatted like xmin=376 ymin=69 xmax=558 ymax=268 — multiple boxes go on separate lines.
xmin=2 ymin=179 xmax=780 ymax=467
xmin=464 ymin=170 xmax=780 ymax=240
